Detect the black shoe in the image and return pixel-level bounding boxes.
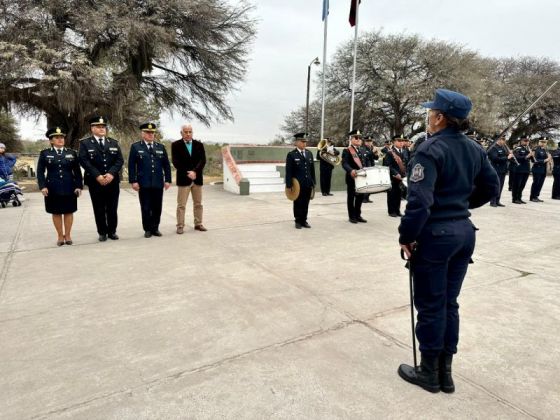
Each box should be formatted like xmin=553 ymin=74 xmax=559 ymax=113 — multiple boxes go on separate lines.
xmin=513 ymin=200 xmax=522 ymax=204
xmin=144 ymin=231 xmax=152 ymax=238
xmin=519 ymin=200 xmax=527 ymax=204
xmin=497 ymin=203 xmax=505 ymax=207
xmin=530 ymin=198 xmax=539 ymax=202
xmin=490 ymin=202 xmax=497 ymax=207
xmin=302 ymin=222 xmax=311 ymax=228
xmin=537 ymin=198 xmax=544 ymax=202
xmin=388 ymin=213 xmax=399 ymax=217
xmin=397 ymin=212 xmax=403 ymax=217
xmin=295 ymin=223 xmax=302 ymax=229
xmin=108 ymin=233 xmax=119 ymax=240
xmin=327 ymin=193 xmax=334 ymax=196
xmin=398 ymin=355 xmax=440 ymax=393
xmin=439 ymin=354 xmax=455 ymax=394
xmin=98 ymin=234 xmax=107 ymax=242
xmin=357 ymin=217 xmax=367 ymax=223
xmin=322 ymin=193 xmax=328 ymax=196
xmin=151 ymin=230 xmax=162 ymax=236
xmin=349 ymin=218 xmax=358 ymax=224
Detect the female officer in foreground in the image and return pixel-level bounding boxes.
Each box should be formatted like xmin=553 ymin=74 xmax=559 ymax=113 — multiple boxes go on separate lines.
xmin=397 ymin=89 xmax=500 ymax=393
xmin=37 ymin=127 xmax=83 ymax=246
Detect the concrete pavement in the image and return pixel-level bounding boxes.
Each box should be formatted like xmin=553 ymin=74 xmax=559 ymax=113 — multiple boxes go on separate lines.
xmin=0 ymin=180 xmax=559 ymax=419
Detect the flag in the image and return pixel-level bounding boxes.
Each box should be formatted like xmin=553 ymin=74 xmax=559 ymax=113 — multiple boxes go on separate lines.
xmin=349 ymin=0 xmax=361 ymax=27
xmin=322 ymin=0 xmax=329 ymax=21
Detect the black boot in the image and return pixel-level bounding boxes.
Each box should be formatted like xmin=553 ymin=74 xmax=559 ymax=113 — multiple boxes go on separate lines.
xmin=439 ymin=353 xmax=455 ymax=393
xmin=398 ymin=355 xmax=440 ymax=393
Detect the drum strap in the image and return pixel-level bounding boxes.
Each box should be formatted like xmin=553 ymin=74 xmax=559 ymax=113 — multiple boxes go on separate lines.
xmin=348 ymin=146 xmax=363 ymax=169
xmin=390 ymin=148 xmax=406 ymax=176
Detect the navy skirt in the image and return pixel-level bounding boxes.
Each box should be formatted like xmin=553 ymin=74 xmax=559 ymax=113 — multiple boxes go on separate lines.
xmin=45 ymin=194 xmax=77 ymax=214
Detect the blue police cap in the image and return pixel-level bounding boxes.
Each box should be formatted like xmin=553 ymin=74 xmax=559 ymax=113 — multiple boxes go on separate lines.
xmin=46 ymin=126 xmax=66 ymax=138
xmin=421 ymin=89 xmax=472 ymax=119
xmin=348 ymin=129 xmax=362 ymax=137
xmin=293 ymin=132 xmax=308 ymax=140
xmin=140 ymin=122 xmax=157 ymax=132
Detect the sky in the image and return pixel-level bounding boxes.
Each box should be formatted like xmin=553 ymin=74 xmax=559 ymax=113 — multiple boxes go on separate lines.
xmin=16 ymin=0 xmax=560 ymax=144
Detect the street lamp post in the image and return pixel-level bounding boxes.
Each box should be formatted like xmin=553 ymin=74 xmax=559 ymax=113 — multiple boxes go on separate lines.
xmin=306 ymin=57 xmax=320 ymax=136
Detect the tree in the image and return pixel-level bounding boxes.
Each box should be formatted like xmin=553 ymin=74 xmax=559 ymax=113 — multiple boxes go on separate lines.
xmin=0 ymin=111 xmax=23 ymax=152
xmin=0 ymin=0 xmax=256 ymax=147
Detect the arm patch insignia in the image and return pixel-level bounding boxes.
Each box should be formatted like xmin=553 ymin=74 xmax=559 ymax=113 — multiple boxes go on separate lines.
xmin=410 ymin=163 xmax=425 ymax=183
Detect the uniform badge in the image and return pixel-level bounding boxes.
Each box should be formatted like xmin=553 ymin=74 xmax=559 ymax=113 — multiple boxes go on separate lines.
xmin=410 ymin=163 xmax=425 ymax=183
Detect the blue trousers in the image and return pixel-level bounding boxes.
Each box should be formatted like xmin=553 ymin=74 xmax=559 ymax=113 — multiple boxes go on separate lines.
xmin=412 ymin=219 xmax=476 ymax=357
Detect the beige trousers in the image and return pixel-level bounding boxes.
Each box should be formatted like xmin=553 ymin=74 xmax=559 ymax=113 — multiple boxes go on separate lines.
xmin=176 ymin=185 xmax=203 ymax=227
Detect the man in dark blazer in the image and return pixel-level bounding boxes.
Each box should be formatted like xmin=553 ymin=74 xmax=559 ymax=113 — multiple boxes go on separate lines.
xmin=383 ymin=134 xmax=410 ymax=217
xmin=78 ymin=116 xmax=124 ymax=241
xmin=285 ymin=132 xmax=316 ymax=229
xmin=342 ymin=130 xmax=367 ymax=223
xmin=128 ymin=123 xmax=172 ymax=237
xmin=171 ymin=124 xmax=207 ymax=234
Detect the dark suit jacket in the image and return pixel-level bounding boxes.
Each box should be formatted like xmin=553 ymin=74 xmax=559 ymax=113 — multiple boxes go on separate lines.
xmin=37 ymin=148 xmax=83 ymax=195
xmin=128 ymin=141 xmax=171 ymax=188
xmin=171 ymin=139 xmax=206 ymax=186
xmin=78 ymin=136 xmax=124 ymax=186
xmin=342 ymin=146 xmax=365 ymax=187
xmin=285 ymin=148 xmax=316 ymax=189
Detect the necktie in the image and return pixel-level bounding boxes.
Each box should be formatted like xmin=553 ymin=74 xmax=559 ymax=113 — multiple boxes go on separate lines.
xmin=148 ymin=144 xmax=153 ymax=153
xmin=99 ymin=138 xmax=104 ymax=148
xmin=57 ymin=149 xmax=62 ymax=155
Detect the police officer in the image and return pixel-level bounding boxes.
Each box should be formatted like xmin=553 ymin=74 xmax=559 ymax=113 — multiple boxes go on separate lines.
xmin=529 ymin=137 xmax=551 ymax=202
xmin=383 ymin=135 xmax=410 ymax=217
xmin=316 ymin=137 xmax=338 ymax=196
xmin=398 ymin=89 xmax=499 ymax=393
xmin=37 ymin=127 xmax=83 ymax=246
xmin=285 ymin=132 xmax=316 ymax=229
xmin=487 ymin=134 xmax=513 ymax=207
xmin=128 ymin=123 xmax=172 ymax=237
xmin=78 ymin=116 xmax=124 ymax=241
xmin=511 ymin=135 xmax=532 ymax=204
xmin=342 ymin=130 xmax=367 ymax=223
xmin=551 ymin=141 xmax=560 ymax=199
xmin=361 ymin=136 xmax=379 ymax=203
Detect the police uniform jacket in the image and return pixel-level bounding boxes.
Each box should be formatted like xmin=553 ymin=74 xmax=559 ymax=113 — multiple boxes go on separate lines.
xmin=78 ymin=136 xmax=124 ymax=185
xmin=285 ymin=148 xmax=316 ymax=189
xmin=342 ymin=146 xmax=365 ymax=186
xmin=171 ymin=139 xmax=206 ymax=186
xmin=531 ymin=146 xmax=548 ymax=175
xmin=512 ymin=145 xmax=531 ymax=174
xmin=361 ymin=146 xmax=378 ymax=167
xmin=399 ymin=127 xmax=500 ymax=245
xmin=487 ymin=144 xmax=509 ymax=174
xmin=552 ymin=149 xmax=560 ymax=175
xmin=128 ymin=141 xmax=172 ymax=189
xmin=37 ymin=147 xmax=83 ymax=195
xmin=383 ymin=147 xmax=409 ymax=179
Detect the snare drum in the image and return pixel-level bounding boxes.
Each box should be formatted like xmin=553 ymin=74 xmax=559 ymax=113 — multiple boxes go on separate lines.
xmin=354 ymin=166 xmax=391 ymax=194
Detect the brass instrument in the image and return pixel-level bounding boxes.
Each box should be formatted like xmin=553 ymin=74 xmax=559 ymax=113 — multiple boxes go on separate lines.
xmin=317 ymin=138 xmax=341 ymax=166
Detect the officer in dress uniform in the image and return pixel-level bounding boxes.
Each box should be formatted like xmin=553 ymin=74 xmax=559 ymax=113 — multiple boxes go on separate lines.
xmin=285 ymin=132 xmax=316 ymax=229
xmin=487 ymin=134 xmax=513 ymax=207
xmin=78 ymin=116 xmax=124 ymax=241
xmin=361 ymin=136 xmax=379 ymax=203
xmin=342 ymin=130 xmax=367 ymax=223
xmin=316 ymin=137 xmax=338 ymax=196
xmin=37 ymin=127 xmax=83 ymax=246
xmin=551 ymin=140 xmax=560 ymax=199
xmin=398 ymin=89 xmax=499 ymax=393
xmin=511 ymin=135 xmax=532 ymax=204
xmin=128 ymin=123 xmax=172 ymax=237
xmin=383 ymin=135 xmax=410 ymax=217
xmin=529 ymin=137 xmax=551 ymax=202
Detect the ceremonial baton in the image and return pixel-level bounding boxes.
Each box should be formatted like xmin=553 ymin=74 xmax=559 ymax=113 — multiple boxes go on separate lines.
xmin=489 ymin=81 xmax=558 ymax=150
xmin=401 ymin=248 xmax=417 ymax=369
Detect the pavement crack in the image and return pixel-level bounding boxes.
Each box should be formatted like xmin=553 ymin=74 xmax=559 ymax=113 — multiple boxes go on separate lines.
xmin=0 ymin=205 xmax=26 ymax=300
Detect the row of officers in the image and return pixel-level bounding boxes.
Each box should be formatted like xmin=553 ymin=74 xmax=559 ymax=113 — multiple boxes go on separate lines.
xmin=37 ymin=118 xmax=176 ymax=246
xmin=286 ymin=130 xmax=560 ymax=229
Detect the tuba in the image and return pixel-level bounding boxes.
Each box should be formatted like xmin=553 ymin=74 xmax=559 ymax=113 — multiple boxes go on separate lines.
xmin=317 ymin=139 xmax=341 ymax=166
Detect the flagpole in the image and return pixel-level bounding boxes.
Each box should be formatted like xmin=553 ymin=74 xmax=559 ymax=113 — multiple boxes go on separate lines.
xmin=349 ymin=0 xmax=360 ymax=131
xmin=320 ymin=12 xmax=328 ymax=140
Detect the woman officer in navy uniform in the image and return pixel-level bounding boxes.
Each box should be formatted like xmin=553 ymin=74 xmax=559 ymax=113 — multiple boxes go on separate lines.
xmin=37 ymin=127 xmax=83 ymax=246
xmin=397 ymin=89 xmax=499 ymax=393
